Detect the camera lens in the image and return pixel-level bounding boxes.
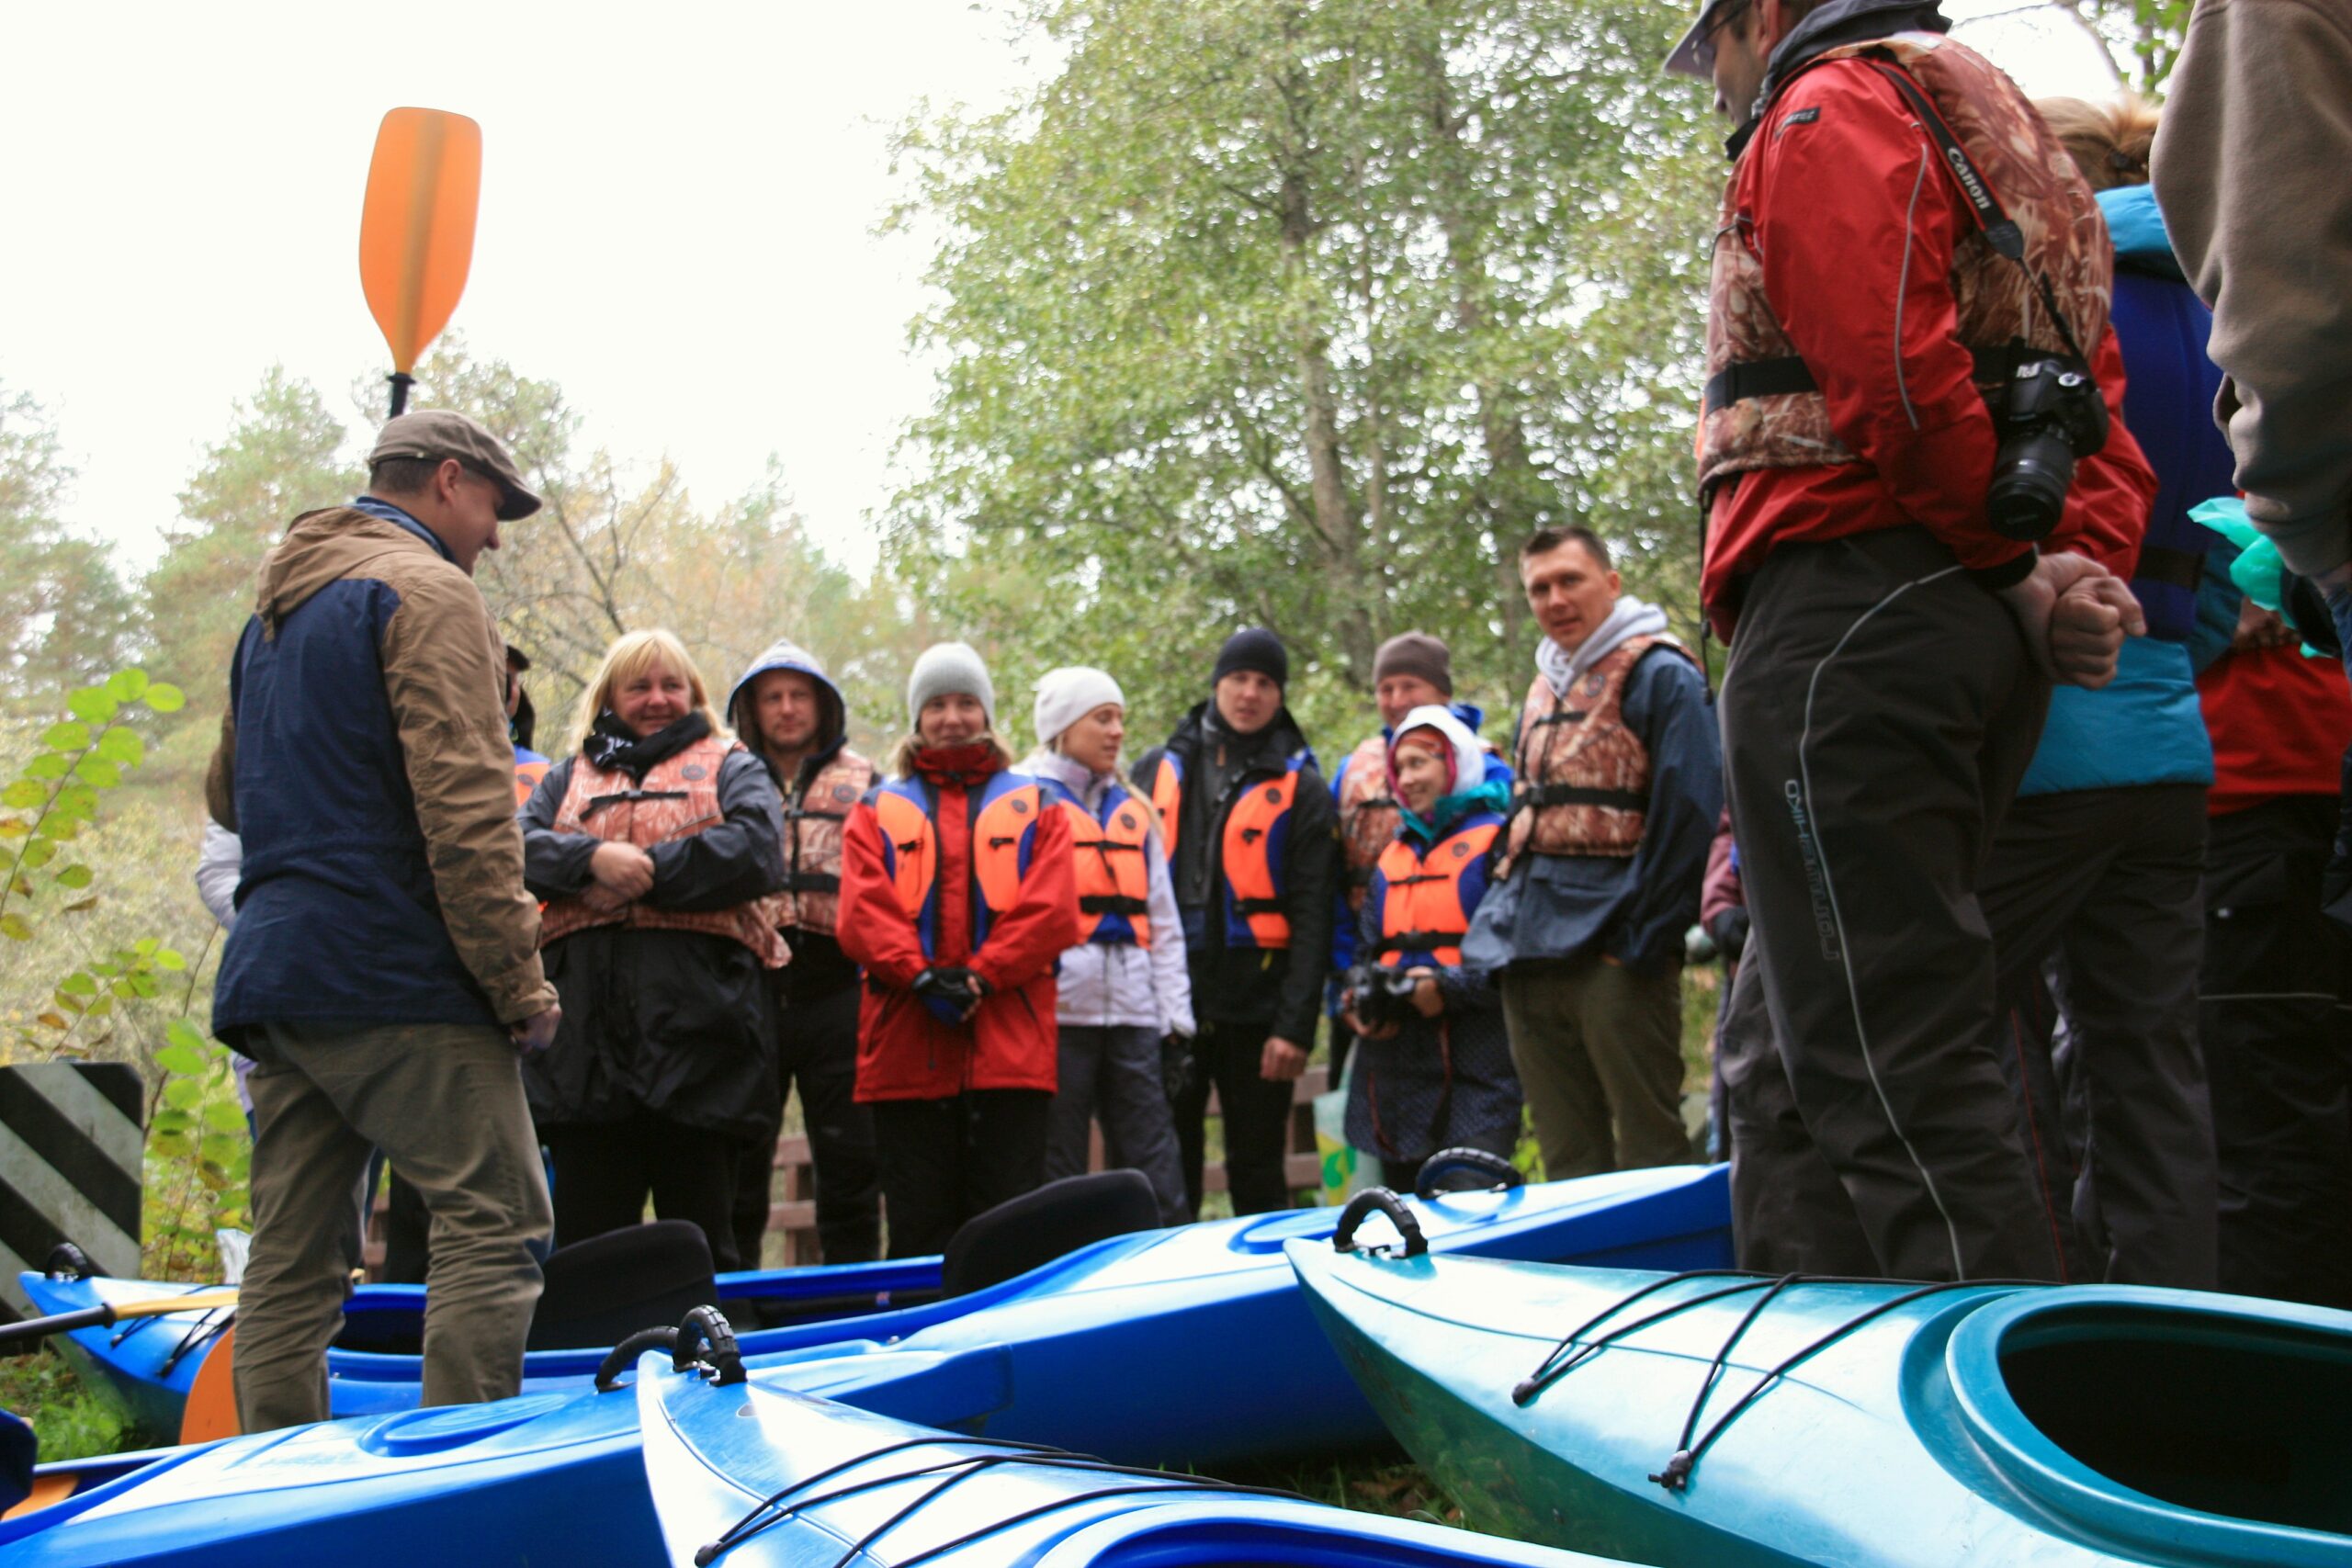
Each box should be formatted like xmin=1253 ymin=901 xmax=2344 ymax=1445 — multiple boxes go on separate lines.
xmin=1986 ymin=431 xmax=2075 ymax=542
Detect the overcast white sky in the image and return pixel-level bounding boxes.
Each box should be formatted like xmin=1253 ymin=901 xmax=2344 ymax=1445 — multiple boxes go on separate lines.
xmin=0 ymin=2 xmax=2115 ymax=580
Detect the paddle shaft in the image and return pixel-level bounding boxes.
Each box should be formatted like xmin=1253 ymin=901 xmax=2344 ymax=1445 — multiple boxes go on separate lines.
xmin=0 ymin=1289 xmax=238 ymax=1348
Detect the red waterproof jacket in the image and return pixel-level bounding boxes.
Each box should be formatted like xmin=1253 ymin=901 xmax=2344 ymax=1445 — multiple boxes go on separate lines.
xmin=1702 ymin=60 xmax=2155 ymax=638
xmin=838 ymin=744 xmax=1078 ymax=1100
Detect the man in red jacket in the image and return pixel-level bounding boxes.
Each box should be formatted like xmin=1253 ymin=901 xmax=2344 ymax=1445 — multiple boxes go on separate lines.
xmin=837 ymin=642 xmax=1079 ymax=1258
xmin=1669 ymin=0 xmax=2156 ymax=1280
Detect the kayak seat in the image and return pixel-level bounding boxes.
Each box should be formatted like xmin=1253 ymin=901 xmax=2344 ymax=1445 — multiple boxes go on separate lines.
xmin=940 ymin=1171 xmax=1159 ymax=1298
xmin=526 ymin=1220 xmax=718 ymax=1350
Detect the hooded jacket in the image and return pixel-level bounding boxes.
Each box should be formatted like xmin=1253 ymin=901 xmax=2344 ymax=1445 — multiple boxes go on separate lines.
xmin=1464 ymin=610 xmax=1721 ymax=974
xmin=726 ymin=640 xmax=875 ymax=999
xmin=1134 ymin=702 xmax=1339 ymax=1044
xmin=1343 ymin=706 xmax=1521 ymax=1165
xmin=1696 ymin=0 xmax=2154 ymax=636
xmin=208 ymin=502 xmax=553 ymax=1043
xmin=1022 ymin=748 xmax=1197 ymax=1037
xmin=837 ymin=742 xmax=1080 ymax=1100
xmin=1329 ymin=702 xmax=1513 ymax=974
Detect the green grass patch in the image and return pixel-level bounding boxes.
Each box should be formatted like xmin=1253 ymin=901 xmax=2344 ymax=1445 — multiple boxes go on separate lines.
xmin=0 ymin=1347 xmax=136 ymax=1462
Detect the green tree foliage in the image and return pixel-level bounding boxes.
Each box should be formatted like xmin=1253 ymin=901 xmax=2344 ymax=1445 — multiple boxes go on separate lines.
xmin=144 ymin=368 xmax=359 ymax=781
xmin=887 ymin=0 xmax=1718 ymax=748
xmin=2064 ymin=0 xmax=2189 ymax=94
xmin=0 ymin=386 xmax=141 ymax=711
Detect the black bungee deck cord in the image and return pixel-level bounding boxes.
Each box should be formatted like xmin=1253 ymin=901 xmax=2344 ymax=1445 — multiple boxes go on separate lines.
xmin=1506 ymin=1267 xmax=2042 ymax=1495
xmin=693 ymin=1430 xmax=1301 ymax=1566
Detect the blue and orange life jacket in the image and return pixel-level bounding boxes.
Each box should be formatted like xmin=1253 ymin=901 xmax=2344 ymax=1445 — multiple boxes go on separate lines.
xmin=871 ymin=771 xmax=1046 ymax=1017
xmin=1374 ymin=811 xmax=1506 ymax=969
xmin=1150 ymin=750 xmax=1308 ymax=951
xmin=1040 ymin=777 xmax=1153 ymax=947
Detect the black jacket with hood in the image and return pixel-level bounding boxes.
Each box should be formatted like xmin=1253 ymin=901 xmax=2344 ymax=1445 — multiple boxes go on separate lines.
xmin=725 ymin=639 xmax=872 ymax=1002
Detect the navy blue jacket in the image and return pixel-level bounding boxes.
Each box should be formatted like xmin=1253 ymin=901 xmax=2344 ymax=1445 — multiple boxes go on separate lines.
xmin=209 ymin=502 xmax=552 ymax=1043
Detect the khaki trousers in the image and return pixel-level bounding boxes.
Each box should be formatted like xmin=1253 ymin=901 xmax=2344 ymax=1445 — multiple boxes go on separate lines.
xmin=1501 ymin=956 xmax=1690 ymax=1180
xmin=236 ymin=1020 xmax=551 ymax=1432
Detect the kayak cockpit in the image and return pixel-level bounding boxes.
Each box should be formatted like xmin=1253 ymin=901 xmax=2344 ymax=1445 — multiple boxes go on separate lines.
xmin=1949 ymin=1288 xmax=2352 ymax=1562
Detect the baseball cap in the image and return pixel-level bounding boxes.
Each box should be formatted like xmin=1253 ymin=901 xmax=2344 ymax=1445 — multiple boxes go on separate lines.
xmin=367 ymin=409 xmax=543 ymax=521
xmin=1664 ymin=0 xmax=1745 ymax=78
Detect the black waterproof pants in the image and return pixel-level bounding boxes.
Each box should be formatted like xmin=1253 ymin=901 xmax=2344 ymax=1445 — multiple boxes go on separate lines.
xmin=2200 ymin=795 xmax=2352 ymax=1309
xmin=1978 ymin=783 xmax=2216 ymax=1287
xmin=869 ymin=1089 xmax=1051 ymax=1259
xmin=541 ymin=1111 xmax=742 ymax=1272
xmin=1174 ymin=1018 xmax=1301 ymax=1218
xmin=1720 ymin=527 xmax=2062 ymax=1282
xmin=729 ymin=983 xmax=881 ymax=1269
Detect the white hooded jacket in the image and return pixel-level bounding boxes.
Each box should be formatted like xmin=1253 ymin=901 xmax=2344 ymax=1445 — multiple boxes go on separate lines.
xmin=1021 ymin=749 xmax=1198 ymax=1037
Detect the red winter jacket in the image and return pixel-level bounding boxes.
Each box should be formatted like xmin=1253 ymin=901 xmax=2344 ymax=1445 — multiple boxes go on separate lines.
xmin=1702 ymin=60 xmax=2155 ymax=639
xmin=838 ymin=744 xmax=1078 ymax=1101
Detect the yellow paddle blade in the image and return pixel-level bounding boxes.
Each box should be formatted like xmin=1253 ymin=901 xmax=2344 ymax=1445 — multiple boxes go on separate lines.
xmin=358 ymin=107 xmax=482 ymax=374
xmin=114 ymin=1288 xmax=238 ymax=1321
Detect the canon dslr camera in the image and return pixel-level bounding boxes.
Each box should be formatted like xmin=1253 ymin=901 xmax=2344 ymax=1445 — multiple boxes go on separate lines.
xmin=1344 ymin=965 xmax=1423 ymax=1031
xmin=1985 ymin=352 xmax=2109 ymax=542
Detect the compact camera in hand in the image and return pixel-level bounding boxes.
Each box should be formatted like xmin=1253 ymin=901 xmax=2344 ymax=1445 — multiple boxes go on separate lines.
xmin=1985 ymin=352 xmax=2109 ymax=542
xmin=1344 ymin=965 xmax=1425 ymax=1032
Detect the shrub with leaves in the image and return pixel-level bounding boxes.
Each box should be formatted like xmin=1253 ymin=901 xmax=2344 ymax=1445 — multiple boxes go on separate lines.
xmin=0 ymin=668 xmax=246 ymax=1277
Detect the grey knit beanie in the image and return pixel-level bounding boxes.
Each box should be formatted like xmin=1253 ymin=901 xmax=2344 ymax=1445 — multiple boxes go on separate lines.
xmin=1372 ymin=631 xmax=1453 ymax=695
xmin=906 ymin=641 xmax=995 ymax=728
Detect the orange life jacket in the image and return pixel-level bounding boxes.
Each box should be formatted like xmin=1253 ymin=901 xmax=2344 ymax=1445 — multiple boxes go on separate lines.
xmin=775 ymin=745 xmax=874 ymax=938
xmin=1509 ymin=638 xmax=1691 ymax=863
xmin=1696 ymin=32 xmax=2110 ymax=496
xmin=537 ymin=735 xmax=789 ymax=966
xmin=513 ymin=751 xmax=550 ymax=810
xmin=1338 ymin=732 xmax=1401 ymax=907
xmin=1150 ymin=750 xmax=1306 ymax=951
xmin=871 ymin=771 xmax=1044 ymax=960
xmin=1042 ymin=777 xmax=1153 ymax=947
xmin=1375 ymin=815 xmax=1505 ymax=968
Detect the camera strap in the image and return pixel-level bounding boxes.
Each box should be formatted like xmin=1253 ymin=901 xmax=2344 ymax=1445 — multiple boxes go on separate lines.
xmin=1855 ymin=54 xmax=2091 ymax=365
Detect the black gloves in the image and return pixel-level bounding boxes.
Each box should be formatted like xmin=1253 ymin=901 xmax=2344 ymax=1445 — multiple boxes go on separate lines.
xmin=1707 ymin=908 xmax=1750 ymax=965
xmin=912 ymin=965 xmax=986 ymax=1023
xmin=1159 ymin=1033 xmax=1193 ymax=1104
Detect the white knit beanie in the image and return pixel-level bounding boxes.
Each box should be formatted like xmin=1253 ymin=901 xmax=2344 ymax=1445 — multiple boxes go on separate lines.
xmin=906 ymin=641 xmax=996 ymax=729
xmin=1033 ymin=666 xmax=1125 ymax=750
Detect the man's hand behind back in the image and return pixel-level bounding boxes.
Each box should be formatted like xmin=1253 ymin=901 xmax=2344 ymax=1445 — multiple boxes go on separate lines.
xmin=510 ymin=1006 xmax=561 ymax=1055
xmin=1997 ymin=551 xmax=2146 ymax=689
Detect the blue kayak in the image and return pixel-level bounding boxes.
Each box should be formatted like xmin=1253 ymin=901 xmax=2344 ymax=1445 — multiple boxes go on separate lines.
xmin=1288 ymin=1233 xmax=2352 ymax=1567
xmin=17 ymin=1251 xmax=939 ymax=1439
xmin=0 ymin=1170 xmax=1728 ymax=1565
xmin=0 ymin=1337 xmax=1014 ymax=1567
xmin=633 ymin=1335 xmax=1652 ymax=1568
xmin=23 ymin=1164 xmax=1729 ymax=1447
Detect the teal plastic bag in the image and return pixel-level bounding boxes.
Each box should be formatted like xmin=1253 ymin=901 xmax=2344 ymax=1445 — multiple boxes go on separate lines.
xmin=2189 ymin=495 xmax=2330 ymax=658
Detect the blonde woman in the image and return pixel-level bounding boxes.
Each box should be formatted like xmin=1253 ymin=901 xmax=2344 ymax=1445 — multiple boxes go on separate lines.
xmin=519 ymin=629 xmax=787 ymax=1270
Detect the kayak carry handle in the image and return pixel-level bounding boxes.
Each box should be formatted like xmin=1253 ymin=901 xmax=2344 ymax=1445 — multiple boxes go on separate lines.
xmin=44 ymin=1242 xmax=94 ymax=1280
xmin=1415 ymin=1147 xmax=1524 ymax=1199
xmin=1333 ymin=1188 xmax=1428 ymax=1258
xmin=592 ymin=1305 xmax=746 ymax=1392
xmin=594 ymin=1325 xmax=681 ymax=1393
xmin=673 ymin=1304 xmax=747 ymax=1387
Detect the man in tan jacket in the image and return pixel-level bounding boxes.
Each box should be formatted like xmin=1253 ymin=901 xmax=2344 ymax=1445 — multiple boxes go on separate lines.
xmin=208 ymin=409 xmax=560 ymax=1430
xmin=2154 ymin=0 xmax=2352 ymax=670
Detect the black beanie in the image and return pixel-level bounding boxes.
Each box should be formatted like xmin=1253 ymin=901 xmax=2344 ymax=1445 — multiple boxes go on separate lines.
xmin=1213 ymin=626 xmax=1289 ymax=690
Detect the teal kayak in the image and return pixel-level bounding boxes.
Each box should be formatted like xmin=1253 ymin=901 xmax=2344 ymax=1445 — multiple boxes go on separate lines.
xmin=1288 ymin=1229 xmax=2352 ymax=1567
xmin=634 ymin=1338 xmax=1652 ymax=1568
